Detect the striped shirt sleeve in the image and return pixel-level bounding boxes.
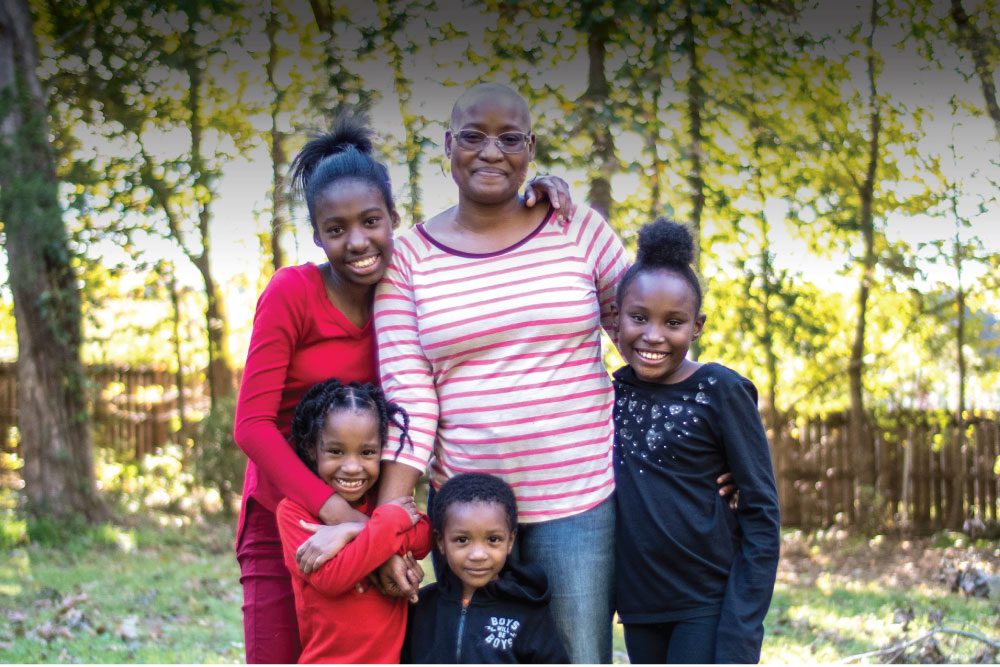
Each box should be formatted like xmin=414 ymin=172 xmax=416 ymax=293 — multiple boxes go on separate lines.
xmin=374 ymin=235 xmax=439 ymax=472
xmin=578 ymin=209 xmax=628 ymax=335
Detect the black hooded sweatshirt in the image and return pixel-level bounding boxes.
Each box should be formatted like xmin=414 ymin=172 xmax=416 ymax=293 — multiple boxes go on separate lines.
xmin=401 ymin=558 xmax=569 ymax=664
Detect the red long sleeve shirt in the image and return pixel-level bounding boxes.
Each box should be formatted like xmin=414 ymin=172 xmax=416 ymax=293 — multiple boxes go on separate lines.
xmin=233 ymin=264 xmax=377 ymax=538
xmin=276 ymin=497 xmax=432 ymax=664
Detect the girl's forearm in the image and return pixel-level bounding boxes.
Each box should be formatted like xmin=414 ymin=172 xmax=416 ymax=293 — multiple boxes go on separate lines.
xmin=377 ymin=461 xmax=423 ymax=505
xmin=317 ymin=492 xmax=370 ymax=525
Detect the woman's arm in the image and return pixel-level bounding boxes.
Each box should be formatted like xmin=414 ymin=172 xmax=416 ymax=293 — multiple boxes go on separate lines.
xmin=578 ymin=209 xmax=629 ymax=340
xmin=233 ymin=269 xmax=343 ymax=516
xmin=523 ymin=175 xmax=576 ymax=223
xmin=373 ymin=240 xmax=438 ymax=480
xmin=715 ymin=376 xmax=781 ymax=664
xmin=373 ymin=242 xmax=441 ymax=598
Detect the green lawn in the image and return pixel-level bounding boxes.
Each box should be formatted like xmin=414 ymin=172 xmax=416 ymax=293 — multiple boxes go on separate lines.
xmin=1 ymin=520 xmax=996 ymax=663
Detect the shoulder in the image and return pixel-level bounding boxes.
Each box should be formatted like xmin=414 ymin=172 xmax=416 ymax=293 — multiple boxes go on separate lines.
xmin=259 ymin=263 xmax=317 ymax=304
xmin=412 ymin=582 xmax=441 ymax=610
xmin=275 ymin=497 xmax=311 ymax=524
xmin=268 ymin=263 xmax=315 ymax=291
xmin=699 ymin=363 xmax=758 ymax=403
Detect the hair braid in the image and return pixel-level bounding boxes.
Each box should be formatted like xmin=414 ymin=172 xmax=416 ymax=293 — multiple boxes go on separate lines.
xmin=289 ymin=379 xmax=413 ymax=475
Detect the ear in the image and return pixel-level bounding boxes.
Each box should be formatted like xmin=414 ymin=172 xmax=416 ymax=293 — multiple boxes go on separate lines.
xmin=444 ymin=131 xmax=453 ymax=159
xmin=527 ymin=133 xmax=536 ymax=161
xmin=692 ymin=313 xmax=707 ymax=340
xmin=609 ymin=302 xmax=620 ymax=330
xmin=507 ymin=528 xmax=516 ymax=555
xmin=390 ymin=209 xmax=401 ymax=230
xmin=313 ymin=230 xmax=321 ymax=247
xmin=434 ymin=530 xmax=445 ymax=554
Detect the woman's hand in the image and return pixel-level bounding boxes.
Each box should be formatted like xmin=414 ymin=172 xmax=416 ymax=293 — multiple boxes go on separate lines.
xmin=524 ymin=175 xmax=576 ymax=224
xmin=384 ymin=496 xmax=420 ymax=525
xmin=295 ymin=521 xmax=363 ymax=574
xmin=717 ymin=472 xmax=740 ymax=510
xmin=372 ymin=552 xmax=425 ymax=602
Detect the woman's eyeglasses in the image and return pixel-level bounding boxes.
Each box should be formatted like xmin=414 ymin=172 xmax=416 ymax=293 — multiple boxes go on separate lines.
xmin=450 ymin=130 xmax=531 ymax=154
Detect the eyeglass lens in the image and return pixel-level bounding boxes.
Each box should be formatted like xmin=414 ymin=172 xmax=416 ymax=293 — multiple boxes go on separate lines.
xmin=455 ymin=131 xmax=529 ymax=153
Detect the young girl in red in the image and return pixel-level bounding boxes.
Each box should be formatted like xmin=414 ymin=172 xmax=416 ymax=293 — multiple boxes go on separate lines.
xmin=276 ymin=379 xmax=431 ymax=663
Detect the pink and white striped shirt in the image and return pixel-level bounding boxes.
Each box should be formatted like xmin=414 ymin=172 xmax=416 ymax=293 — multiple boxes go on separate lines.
xmin=374 ymin=205 xmax=627 ymax=523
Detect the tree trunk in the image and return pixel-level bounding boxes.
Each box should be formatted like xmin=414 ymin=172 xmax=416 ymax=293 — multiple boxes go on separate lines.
xmin=752 ymin=134 xmax=779 ymax=435
xmin=682 ymin=0 xmax=707 ymax=360
xmin=947 ymin=199 xmax=967 ymax=529
xmin=580 ymin=7 xmax=615 ymax=223
xmin=645 ymin=85 xmax=664 ymax=220
xmin=167 ymin=265 xmax=188 ymax=442
xmin=850 ymin=0 xmax=881 ymax=517
xmin=380 ymin=2 xmax=424 ymax=225
xmin=186 ymin=54 xmax=235 ymax=406
xmin=950 ymin=0 xmax=1000 ymax=143
xmin=0 ymin=0 xmax=106 ymax=521
xmin=266 ymin=1 xmax=288 ymax=270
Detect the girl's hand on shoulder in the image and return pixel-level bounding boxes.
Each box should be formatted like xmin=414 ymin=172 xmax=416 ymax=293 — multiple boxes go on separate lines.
xmin=524 ymin=175 xmax=576 ymax=224
xmin=296 ymin=520 xmax=363 ymax=574
xmin=716 ymin=472 xmax=740 ymax=510
xmin=385 ymin=496 xmax=420 ymax=525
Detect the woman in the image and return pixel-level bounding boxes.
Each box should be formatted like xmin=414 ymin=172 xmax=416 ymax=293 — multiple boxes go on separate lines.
xmin=232 ymin=111 xmax=570 ymax=664
xmin=373 ymin=83 xmax=625 ymax=663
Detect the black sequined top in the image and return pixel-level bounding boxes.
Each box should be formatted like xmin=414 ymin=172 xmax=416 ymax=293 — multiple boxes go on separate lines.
xmin=612 ymin=362 xmax=780 ymax=663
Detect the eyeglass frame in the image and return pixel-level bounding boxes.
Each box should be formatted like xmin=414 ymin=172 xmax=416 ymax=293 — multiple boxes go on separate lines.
xmin=446 ymin=128 xmax=535 ymax=154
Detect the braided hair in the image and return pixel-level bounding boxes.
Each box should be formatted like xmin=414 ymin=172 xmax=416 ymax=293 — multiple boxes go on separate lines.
xmin=289 ymin=379 xmax=413 ymax=475
xmin=289 ymin=112 xmax=396 ymax=235
xmin=616 ymin=217 xmax=703 ymax=312
xmin=430 ymin=473 xmax=518 ymax=534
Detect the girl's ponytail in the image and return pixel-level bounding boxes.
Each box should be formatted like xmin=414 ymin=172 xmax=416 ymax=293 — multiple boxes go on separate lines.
xmin=289 ymin=112 xmax=395 ymax=231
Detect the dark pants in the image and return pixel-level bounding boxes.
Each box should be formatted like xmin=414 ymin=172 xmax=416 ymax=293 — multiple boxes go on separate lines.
xmin=236 ymin=499 xmax=301 ymax=664
xmin=623 ymin=614 xmax=720 ymax=664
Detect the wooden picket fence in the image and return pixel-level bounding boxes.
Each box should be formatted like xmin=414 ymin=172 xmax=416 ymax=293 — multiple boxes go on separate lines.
xmin=773 ymin=410 xmax=1000 ymax=532
xmin=0 ymin=362 xmax=208 ymax=459
xmin=1 ymin=361 xmax=998 ymax=533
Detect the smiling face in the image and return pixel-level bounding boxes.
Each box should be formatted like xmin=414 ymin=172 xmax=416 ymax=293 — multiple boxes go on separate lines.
xmin=314 ymin=408 xmax=381 ymax=505
xmin=436 ymin=501 xmax=515 ymax=600
xmin=446 ymin=92 xmax=535 ymax=206
xmin=312 ymin=178 xmax=398 ymax=290
xmin=615 ymin=270 xmax=706 ymax=385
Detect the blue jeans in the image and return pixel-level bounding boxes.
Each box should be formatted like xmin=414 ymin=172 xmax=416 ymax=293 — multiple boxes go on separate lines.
xmin=513 ymin=498 xmax=616 ymax=663
xmin=428 ymin=492 xmax=616 ymax=663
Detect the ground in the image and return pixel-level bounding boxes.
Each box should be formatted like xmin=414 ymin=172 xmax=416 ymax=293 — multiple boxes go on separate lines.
xmin=0 ymin=521 xmax=997 ymax=663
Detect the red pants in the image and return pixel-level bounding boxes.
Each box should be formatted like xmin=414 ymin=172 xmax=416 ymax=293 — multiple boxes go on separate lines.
xmin=237 ymin=499 xmax=302 ymax=664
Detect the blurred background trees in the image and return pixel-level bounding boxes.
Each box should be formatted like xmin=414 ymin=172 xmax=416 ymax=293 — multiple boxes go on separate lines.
xmin=1 ymin=0 xmax=998 ymax=532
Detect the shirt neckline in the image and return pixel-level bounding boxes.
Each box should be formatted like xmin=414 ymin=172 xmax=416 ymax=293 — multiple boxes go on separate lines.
xmin=306 ymin=263 xmax=372 ymax=337
xmin=415 ymin=205 xmax=555 ymax=258
xmin=614 ymin=362 xmax=718 ymax=391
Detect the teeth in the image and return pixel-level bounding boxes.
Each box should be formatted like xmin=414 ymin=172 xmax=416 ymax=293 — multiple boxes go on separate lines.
xmin=349 ymin=256 xmax=378 ymax=269
xmin=637 ymin=350 xmax=667 ymax=361
xmin=337 ymin=479 xmax=365 ymax=489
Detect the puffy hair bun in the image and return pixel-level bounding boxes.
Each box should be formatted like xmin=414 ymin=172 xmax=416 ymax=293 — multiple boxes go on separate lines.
xmin=636 ymin=217 xmax=695 ymax=268
xmin=290 ymin=112 xmax=375 ymax=192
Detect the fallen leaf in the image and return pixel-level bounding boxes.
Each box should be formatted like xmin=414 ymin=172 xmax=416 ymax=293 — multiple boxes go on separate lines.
xmin=115 ymin=616 xmax=140 ymax=642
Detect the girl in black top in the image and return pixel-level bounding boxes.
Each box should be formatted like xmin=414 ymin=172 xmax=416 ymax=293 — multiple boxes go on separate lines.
xmin=610 ymin=218 xmax=780 ymax=664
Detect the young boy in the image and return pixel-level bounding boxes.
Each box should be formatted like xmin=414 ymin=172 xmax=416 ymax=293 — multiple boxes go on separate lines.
xmin=402 ymin=473 xmax=569 ymax=663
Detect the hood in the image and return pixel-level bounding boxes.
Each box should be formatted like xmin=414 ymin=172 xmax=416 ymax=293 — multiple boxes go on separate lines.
xmin=438 ymin=557 xmax=552 ymax=606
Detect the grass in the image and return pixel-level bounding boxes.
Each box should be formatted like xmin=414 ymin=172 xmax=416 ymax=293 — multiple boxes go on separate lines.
xmin=0 ymin=518 xmax=243 ymax=663
xmin=1 ymin=517 xmax=997 ymax=663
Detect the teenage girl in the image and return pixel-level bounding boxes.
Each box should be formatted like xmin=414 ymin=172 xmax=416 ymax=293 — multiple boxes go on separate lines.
xmin=610 ymin=218 xmax=781 ymax=664
xmin=232 ymin=113 xmax=571 ymax=663
xmin=276 ymin=379 xmax=430 ymax=663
